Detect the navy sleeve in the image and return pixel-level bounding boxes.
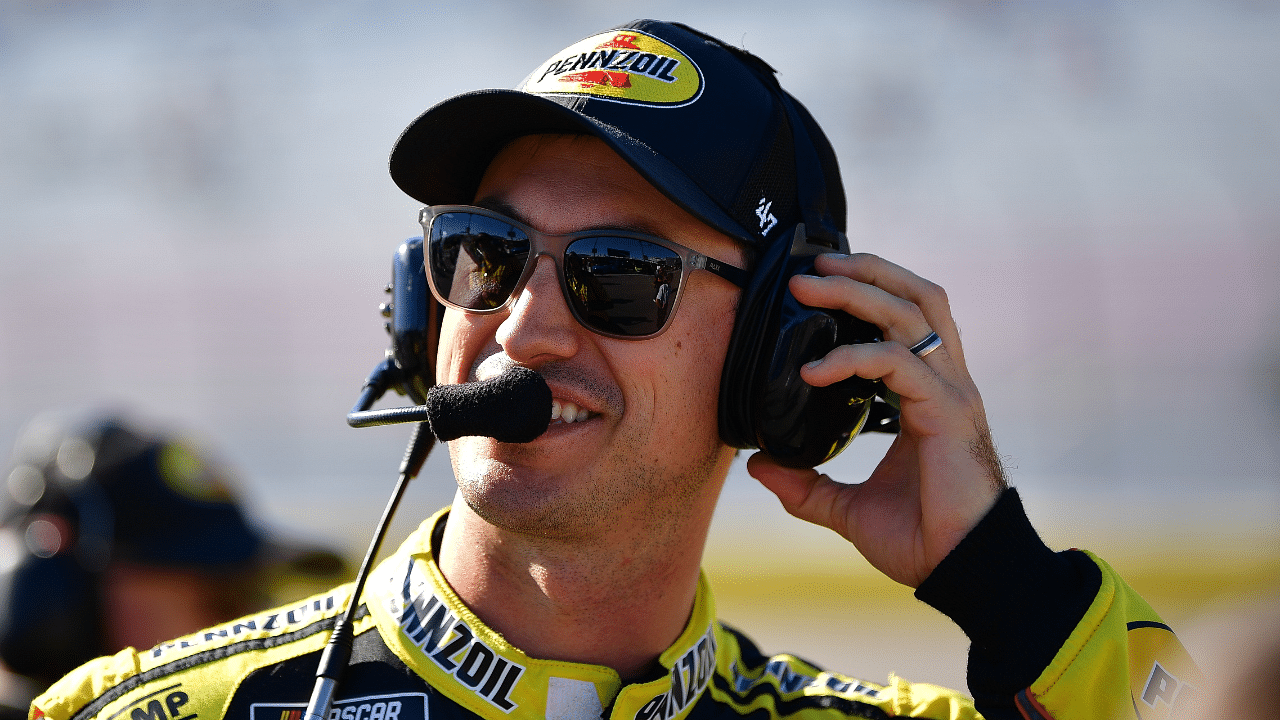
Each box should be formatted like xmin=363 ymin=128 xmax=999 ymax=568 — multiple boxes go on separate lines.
xmin=914 ymin=488 xmax=1101 ymax=718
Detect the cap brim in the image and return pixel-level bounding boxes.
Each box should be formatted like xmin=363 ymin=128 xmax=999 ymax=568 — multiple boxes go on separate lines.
xmin=389 ymin=89 xmax=753 ymax=242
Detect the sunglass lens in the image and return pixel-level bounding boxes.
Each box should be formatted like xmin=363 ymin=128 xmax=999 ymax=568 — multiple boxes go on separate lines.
xmin=429 ymin=212 xmax=530 ymax=310
xmin=564 ymin=237 xmax=682 ymax=337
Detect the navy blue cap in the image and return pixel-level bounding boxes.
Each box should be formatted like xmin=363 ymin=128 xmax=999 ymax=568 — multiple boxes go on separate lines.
xmin=389 ymin=19 xmax=847 ymax=255
xmin=3 ymin=414 xmax=345 ymax=575
xmin=89 ymin=422 xmax=262 ymax=567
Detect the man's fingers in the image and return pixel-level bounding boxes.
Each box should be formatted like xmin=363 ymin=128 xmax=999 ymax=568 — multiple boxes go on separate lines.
xmin=789 ymin=273 xmax=929 ymax=349
xmin=800 ymin=339 xmax=948 ymax=403
xmin=746 ymin=453 xmax=854 ymax=538
xmin=811 ymin=253 xmax=969 ymax=372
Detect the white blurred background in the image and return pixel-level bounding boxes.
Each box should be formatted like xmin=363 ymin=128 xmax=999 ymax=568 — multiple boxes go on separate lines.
xmin=2 ymin=0 xmax=1277 ymax=693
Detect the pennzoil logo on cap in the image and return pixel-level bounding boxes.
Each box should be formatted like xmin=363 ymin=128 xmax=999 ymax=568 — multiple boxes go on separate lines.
xmin=521 ymin=29 xmax=703 ymax=107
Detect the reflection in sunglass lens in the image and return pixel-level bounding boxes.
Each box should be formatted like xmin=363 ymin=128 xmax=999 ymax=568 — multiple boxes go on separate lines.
xmin=565 ymin=237 xmax=682 ymax=337
xmin=429 ymin=213 xmax=530 ymax=310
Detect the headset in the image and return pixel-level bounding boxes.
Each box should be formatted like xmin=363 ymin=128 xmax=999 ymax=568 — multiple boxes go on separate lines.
xmin=364 ymin=214 xmax=897 ymax=470
xmin=363 ymin=233 xmax=899 ymax=468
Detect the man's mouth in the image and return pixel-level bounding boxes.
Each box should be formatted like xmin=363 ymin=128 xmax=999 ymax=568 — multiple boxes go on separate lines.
xmin=551 ymin=400 xmax=594 ymax=424
xmin=474 ymin=354 xmax=609 ymax=427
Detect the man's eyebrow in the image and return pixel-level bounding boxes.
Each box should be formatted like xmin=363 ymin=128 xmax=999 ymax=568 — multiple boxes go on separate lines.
xmin=471 ymin=195 xmax=672 ymax=239
xmin=473 ymin=196 xmax=526 ymax=223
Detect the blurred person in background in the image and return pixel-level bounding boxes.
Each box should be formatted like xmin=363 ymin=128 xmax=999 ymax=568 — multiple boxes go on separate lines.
xmin=1184 ymin=592 xmax=1280 ymax=720
xmin=0 ymin=412 xmax=347 ymax=720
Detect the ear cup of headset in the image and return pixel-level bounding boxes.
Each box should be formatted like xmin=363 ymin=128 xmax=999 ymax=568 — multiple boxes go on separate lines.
xmin=390 ymin=237 xmax=439 ymax=404
xmin=719 ymin=224 xmax=883 ymax=469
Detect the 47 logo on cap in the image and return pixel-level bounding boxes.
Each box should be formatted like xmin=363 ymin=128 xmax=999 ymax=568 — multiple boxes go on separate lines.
xmin=522 ymin=30 xmax=703 ymax=107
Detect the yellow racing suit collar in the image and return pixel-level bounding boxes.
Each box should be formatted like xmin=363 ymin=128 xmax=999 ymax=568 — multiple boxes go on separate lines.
xmin=366 ymin=508 xmax=720 ymax=720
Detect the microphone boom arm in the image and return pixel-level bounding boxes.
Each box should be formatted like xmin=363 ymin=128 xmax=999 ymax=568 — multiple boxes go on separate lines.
xmin=303 ymin=422 xmax=433 ymax=720
xmin=345 ymin=357 xmax=432 ymax=428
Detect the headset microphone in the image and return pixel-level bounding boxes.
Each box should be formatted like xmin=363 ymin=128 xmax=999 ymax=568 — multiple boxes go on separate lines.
xmin=425 ymin=367 xmax=551 ymax=442
xmin=348 ymin=366 xmax=552 ymax=443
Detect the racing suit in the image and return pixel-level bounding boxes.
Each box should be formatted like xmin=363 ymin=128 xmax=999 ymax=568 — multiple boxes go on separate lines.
xmin=30 ymin=490 xmax=1202 ymax=720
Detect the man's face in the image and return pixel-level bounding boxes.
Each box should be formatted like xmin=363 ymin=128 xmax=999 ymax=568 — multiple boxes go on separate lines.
xmin=435 ymin=134 xmax=743 ymax=541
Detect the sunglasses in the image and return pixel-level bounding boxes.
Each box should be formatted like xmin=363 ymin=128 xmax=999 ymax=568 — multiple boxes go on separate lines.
xmin=420 ymin=205 xmax=749 ymax=339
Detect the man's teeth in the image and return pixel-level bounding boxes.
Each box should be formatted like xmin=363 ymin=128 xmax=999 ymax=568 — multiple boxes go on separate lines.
xmin=550 ymin=400 xmax=591 ymax=424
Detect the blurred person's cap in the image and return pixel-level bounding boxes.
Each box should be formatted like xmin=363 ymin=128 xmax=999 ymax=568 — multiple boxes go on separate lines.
xmin=3 ymin=411 xmax=345 ymax=578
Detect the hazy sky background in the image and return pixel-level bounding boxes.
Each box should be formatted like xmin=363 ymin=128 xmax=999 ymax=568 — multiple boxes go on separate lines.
xmin=2 ymin=1 xmax=1277 ymax=581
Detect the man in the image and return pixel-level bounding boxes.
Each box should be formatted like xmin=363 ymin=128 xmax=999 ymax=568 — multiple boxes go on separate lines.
xmin=0 ymin=412 xmax=346 ymax=720
xmin=32 ymin=20 xmax=1202 ymax=720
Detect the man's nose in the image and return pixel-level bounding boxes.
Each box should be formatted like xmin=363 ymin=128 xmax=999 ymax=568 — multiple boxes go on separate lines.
xmin=495 ymin=255 xmax=582 ymax=364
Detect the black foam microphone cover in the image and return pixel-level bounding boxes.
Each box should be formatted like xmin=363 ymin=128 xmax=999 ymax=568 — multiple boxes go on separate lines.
xmin=426 ymin=367 xmax=552 ymax=443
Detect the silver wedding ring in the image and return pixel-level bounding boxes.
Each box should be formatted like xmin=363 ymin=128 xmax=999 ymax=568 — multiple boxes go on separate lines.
xmin=908 ymin=331 xmax=942 ymax=358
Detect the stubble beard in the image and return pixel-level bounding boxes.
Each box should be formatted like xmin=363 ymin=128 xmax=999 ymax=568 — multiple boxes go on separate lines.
xmin=449 ymin=422 xmax=730 ymax=546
